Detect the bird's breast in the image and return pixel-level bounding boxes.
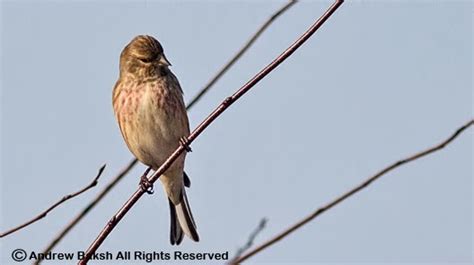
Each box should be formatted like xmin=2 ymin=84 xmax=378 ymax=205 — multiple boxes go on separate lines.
xmin=114 ymin=77 xmax=189 ymax=168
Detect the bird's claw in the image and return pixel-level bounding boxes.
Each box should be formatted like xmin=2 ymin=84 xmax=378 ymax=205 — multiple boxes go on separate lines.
xmin=180 ymin=137 xmax=192 ymax=152
xmin=140 ymin=175 xmax=154 ymax=194
xmin=140 ymin=168 xmax=154 ymax=194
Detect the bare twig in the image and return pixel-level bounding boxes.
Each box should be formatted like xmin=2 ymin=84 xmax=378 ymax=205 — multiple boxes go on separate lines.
xmin=38 ymin=0 xmax=298 ymax=255
xmin=231 ymin=119 xmax=474 ymax=264
xmin=80 ymin=1 xmax=343 ymax=263
xmin=0 ymin=164 xmax=106 ymax=238
xmin=35 ymin=160 xmax=136 ymax=263
xmin=229 ymin=218 xmax=268 ymax=264
xmin=186 ymin=0 xmax=297 ymax=109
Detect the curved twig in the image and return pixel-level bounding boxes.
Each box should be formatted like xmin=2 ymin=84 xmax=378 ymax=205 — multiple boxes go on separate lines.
xmin=79 ymin=1 xmax=343 ymax=263
xmin=186 ymin=0 xmax=297 ymax=109
xmin=231 ymin=119 xmax=473 ymax=264
xmin=34 ymin=160 xmax=136 ymax=264
xmin=0 ymin=164 xmax=106 ymax=238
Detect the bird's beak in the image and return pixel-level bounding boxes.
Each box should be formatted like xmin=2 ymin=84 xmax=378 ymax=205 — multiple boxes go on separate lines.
xmin=159 ymin=55 xmax=172 ymax=66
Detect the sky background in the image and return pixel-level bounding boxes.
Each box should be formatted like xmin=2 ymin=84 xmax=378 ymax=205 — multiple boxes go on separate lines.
xmin=1 ymin=1 xmax=472 ymax=264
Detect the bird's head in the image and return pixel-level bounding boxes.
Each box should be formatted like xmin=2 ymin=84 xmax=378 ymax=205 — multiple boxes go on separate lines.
xmin=119 ymin=35 xmax=172 ymax=78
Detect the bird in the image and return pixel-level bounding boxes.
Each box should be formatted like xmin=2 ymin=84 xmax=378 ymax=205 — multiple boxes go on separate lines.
xmin=112 ymin=35 xmax=199 ymax=245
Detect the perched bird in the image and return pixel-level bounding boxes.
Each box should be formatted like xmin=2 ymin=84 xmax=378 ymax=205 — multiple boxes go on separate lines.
xmin=112 ymin=35 xmax=198 ymax=245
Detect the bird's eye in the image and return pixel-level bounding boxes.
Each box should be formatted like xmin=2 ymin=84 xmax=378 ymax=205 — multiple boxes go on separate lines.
xmin=138 ymin=57 xmax=153 ymax=63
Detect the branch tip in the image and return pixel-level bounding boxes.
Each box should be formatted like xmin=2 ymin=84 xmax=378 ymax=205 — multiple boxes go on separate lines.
xmin=0 ymin=165 xmax=106 ymax=238
xmin=231 ymin=118 xmax=473 ymax=263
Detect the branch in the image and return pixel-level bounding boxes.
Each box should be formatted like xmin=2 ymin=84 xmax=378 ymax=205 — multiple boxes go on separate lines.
xmin=0 ymin=164 xmax=106 ymax=238
xmin=80 ymin=1 xmax=343 ymax=263
xmin=186 ymin=0 xmax=297 ymax=109
xmin=38 ymin=0 xmax=298 ymax=255
xmin=229 ymin=218 xmax=268 ymax=264
xmin=34 ymin=160 xmax=136 ymax=263
xmin=231 ymin=119 xmax=474 ymax=264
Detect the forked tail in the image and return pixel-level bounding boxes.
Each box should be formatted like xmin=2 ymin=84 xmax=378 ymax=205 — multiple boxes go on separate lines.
xmin=168 ymin=188 xmax=199 ymax=245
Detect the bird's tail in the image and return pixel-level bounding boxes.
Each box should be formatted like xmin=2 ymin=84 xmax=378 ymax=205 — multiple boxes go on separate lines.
xmin=168 ymin=188 xmax=199 ymax=245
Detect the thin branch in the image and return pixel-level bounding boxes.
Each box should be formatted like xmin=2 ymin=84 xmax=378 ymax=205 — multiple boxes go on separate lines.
xmin=231 ymin=119 xmax=474 ymax=264
xmin=186 ymin=0 xmax=297 ymax=109
xmin=39 ymin=1 xmax=297 ymax=255
xmin=34 ymin=160 xmax=136 ymax=264
xmin=80 ymin=1 xmax=343 ymax=263
xmin=0 ymin=164 xmax=106 ymax=238
xmin=229 ymin=218 xmax=268 ymax=264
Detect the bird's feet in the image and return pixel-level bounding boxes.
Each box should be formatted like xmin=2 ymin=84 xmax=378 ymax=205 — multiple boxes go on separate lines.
xmin=139 ymin=167 xmax=154 ymax=194
xmin=180 ymin=137 xmax=192 ymax=152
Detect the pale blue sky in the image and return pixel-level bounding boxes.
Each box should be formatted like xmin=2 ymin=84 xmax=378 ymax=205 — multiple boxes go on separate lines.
xmin=1 ymin=1 xmax=472 ymax=264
